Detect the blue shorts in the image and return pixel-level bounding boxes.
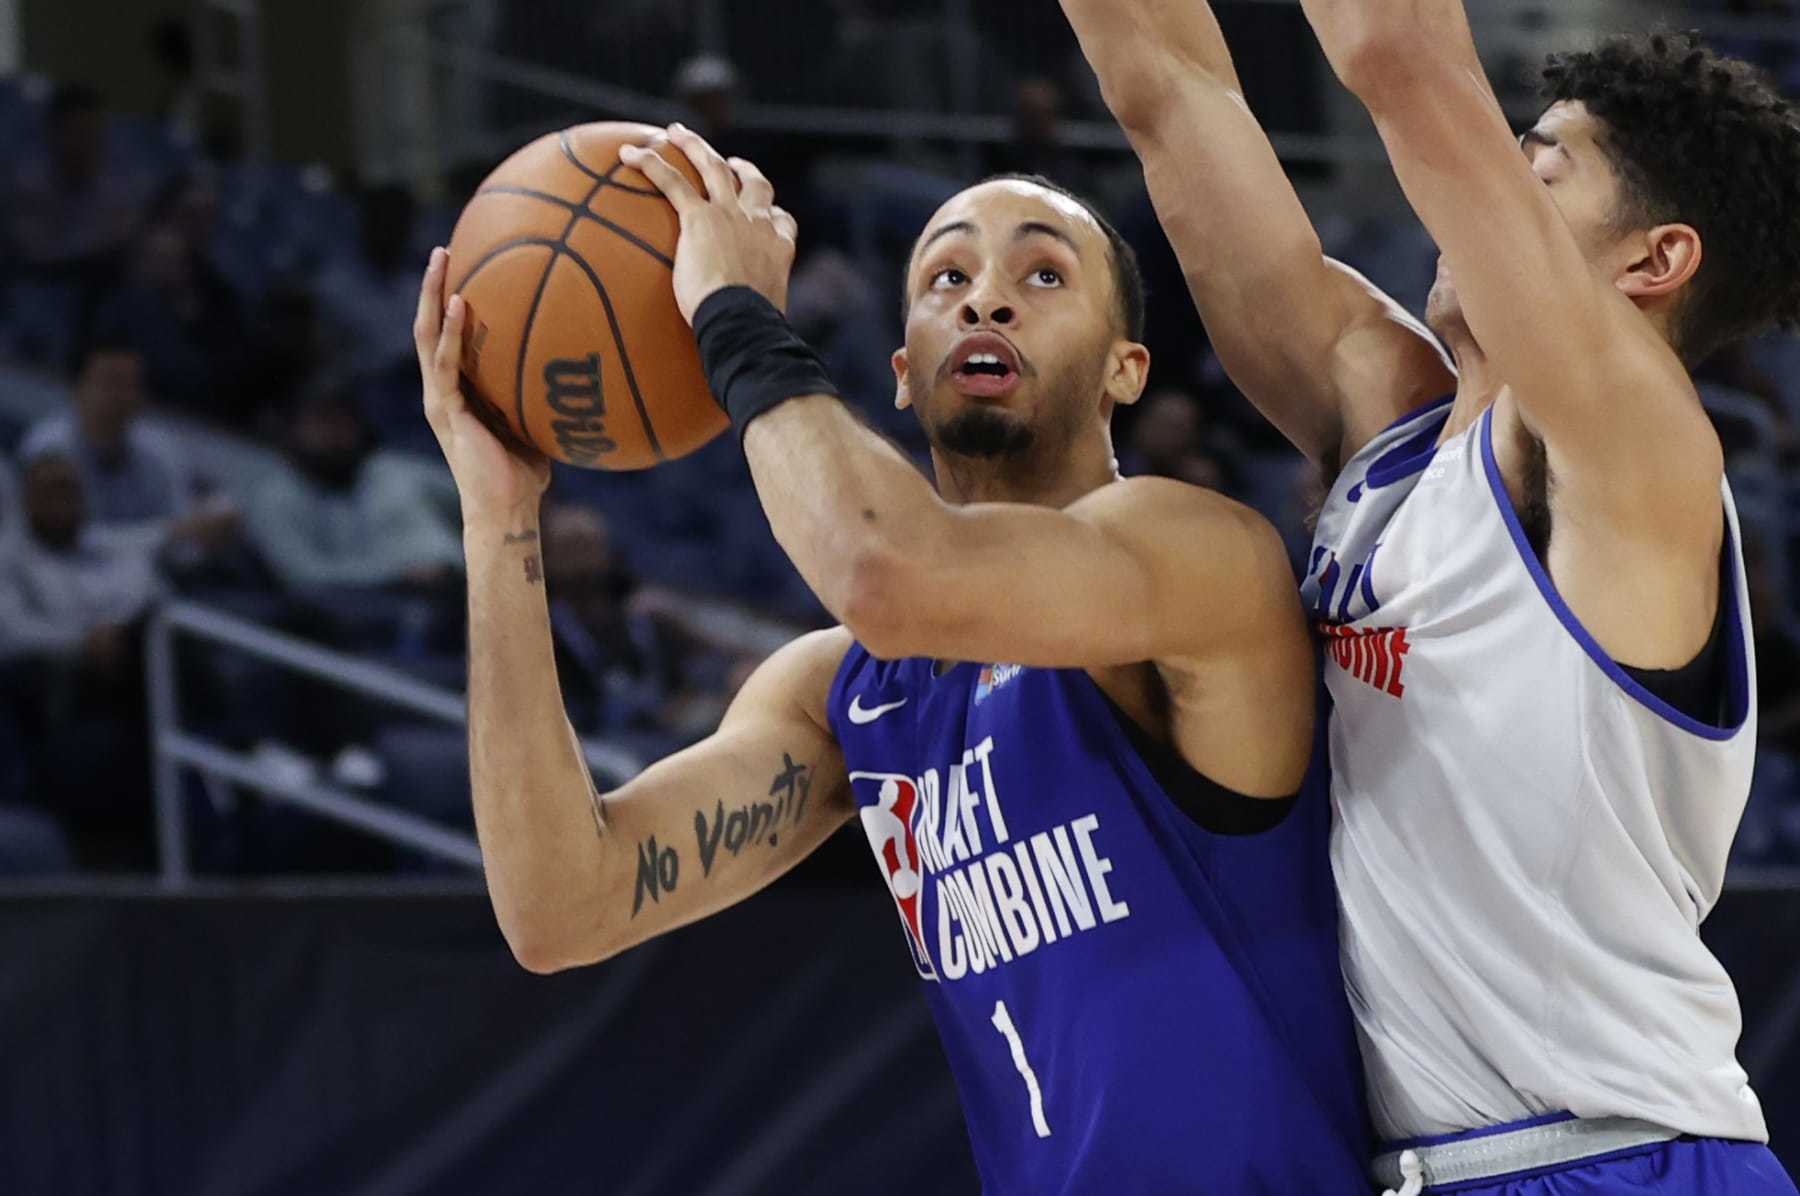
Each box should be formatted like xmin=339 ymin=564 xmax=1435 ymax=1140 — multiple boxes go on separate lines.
xmin=1433 ymin=1136 xmax=1796 ymax=1195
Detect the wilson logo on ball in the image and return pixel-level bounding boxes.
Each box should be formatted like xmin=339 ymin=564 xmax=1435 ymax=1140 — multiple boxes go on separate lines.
xmin=543 ymin=354 xmax=616 ymax=464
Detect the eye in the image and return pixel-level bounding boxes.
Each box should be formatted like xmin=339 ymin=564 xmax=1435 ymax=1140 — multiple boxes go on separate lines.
xmin=930 ymin=267 xmax=968 ymax=290
xmin=1028 ymin=267 xmax=1063 ymax=288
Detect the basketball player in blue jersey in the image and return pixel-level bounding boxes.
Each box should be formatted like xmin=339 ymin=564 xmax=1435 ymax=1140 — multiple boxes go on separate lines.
xmin=1067 ymin=0 xmax=1800 ymax=1192
xmin=415 ymin=133 xmax=1374 ymax=1188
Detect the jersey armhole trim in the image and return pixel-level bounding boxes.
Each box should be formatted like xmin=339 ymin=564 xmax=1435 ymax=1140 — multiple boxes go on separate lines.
xmin=1376 ymin=393 xmax=1457 ymax=438
xmin=824 ymin=638 xmax=870 ymax=746
xmin=1477 ymin=407 xmax=1750 ymax=742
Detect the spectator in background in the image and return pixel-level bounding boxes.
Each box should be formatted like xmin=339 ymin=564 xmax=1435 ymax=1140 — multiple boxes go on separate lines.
xmin=5 ymin=85 xmax=148 ymax=364
xmin=149 ymin=18 xmax=203 ymax=147
xmin=671 ymin=56 xmax=823 ymax=239
xmin=7 ymin=84 xmax=144 ymax=281
xmin=20 ymin=340 xmax=240 ymax=570
xmin=312 ymin=184 xmax=422 ymax=378
xmin=93 ymin=175 xmax=255 ymax=424
xmin=241 ymin=283 xmax=330 ymax=440
xmin=542 ymin=504 xmax=678 ymax=749
xmin=242 ymin=380 xmax=462 ymax=649
xmin=987 ymin=76 xmax=1095 ymax=198
xmin=1119 ymin=387 xmax=1239 ymax=493
xmin=0 ymin=457 xmax=20 ymax=559
xmin=0 ymin=450 xmax=162 ymax=869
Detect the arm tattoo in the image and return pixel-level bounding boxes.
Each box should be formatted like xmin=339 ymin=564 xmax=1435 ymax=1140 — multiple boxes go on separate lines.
xmin=693 ymin=752 xmax=816 ymax=877
xmin=631 ymin=836 xmax=680 ymax=916
xmin=503 ymin=530 xmax=539 ymax=545
xmin=523 ymin=554 xmax=543 ymax=584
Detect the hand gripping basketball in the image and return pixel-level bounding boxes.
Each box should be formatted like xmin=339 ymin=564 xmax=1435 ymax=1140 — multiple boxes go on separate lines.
xmin=415 ymin=246 xmax=551 ymax=527
xmin=619 ymin=125 xmax=799 ymax=325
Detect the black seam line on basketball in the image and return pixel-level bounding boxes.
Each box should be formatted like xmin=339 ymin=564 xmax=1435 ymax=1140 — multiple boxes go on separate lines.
xmin=449 ymin=234 xmax=560 ymax=296
xmin=513 ymin=177 xmax=609 ymax=453
xmin=557 ymin=128 xmax=663 ymax=196
xmin=557 ymin=247 xmax=664 ymax=460
xmin=473 ymin=186 xmax=674 ymax=269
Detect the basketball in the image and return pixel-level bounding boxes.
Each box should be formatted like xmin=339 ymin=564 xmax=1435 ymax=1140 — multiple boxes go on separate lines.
xmin=445 ymin=121 xmax=726 ymax=470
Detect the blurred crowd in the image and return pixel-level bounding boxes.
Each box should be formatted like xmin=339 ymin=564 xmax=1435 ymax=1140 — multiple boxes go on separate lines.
xmin=1 ymin=3 xmax=1798 ymax=877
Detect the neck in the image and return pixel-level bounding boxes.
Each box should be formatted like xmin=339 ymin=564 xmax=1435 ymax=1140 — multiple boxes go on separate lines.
xmin=930 ymin=427 xmax=1119 ymax=508
xmin=1438 ymin=321 xmax=1506 ymax=439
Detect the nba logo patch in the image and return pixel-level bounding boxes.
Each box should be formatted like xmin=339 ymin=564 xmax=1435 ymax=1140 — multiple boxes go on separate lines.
xmin=849 ymin=771 xmax=936 ymax=980
xmin=974 ymin=663 xmax=1024 ymax=705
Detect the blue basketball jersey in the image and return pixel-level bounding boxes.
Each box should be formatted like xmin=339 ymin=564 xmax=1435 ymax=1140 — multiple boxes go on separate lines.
xmin=827 ymin=646 xmax=1370 ymax=1194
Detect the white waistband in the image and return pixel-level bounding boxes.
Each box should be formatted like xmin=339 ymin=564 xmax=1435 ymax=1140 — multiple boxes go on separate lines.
xmin=1371 ymin=1116 xmax=1681 ymax=1190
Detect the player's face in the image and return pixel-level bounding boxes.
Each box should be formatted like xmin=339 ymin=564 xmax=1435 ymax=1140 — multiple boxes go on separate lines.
xmin=1426 ymin=101 xmax=1639 ymax=336
xmin=894 ymin=181 xmax=1141 ymax=460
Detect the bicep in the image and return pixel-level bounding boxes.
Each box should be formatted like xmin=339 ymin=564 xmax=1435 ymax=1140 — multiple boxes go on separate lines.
xmin=1364 ymin=60 xmax=1715 ymax=518
xmin=574 ymin=630 xmax=855 ymax=960
xmin=1362 ymin=58 xmax=1627 ymax=422
xmin=1131 ymin=81 xmax=1451 ymax=461
xmin=861 ymin=480 xmax=1299 ymax=671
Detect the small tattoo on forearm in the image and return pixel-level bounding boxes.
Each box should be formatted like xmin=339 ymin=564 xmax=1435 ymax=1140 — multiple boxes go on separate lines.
xmin=523 ymin=554 xmax=542 ymax=584
xmin=632 ymin=836 xmax=680 ymax=916
xmin=503 ymin=530 xmax=538 ymax=545
xmin=692 ymin=752 xmax=816 ymax=877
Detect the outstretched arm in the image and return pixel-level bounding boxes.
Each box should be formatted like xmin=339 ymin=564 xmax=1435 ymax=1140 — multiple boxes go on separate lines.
xmin=622 ymin=127 xmax=1305 ymax=676
xmin=1298 ymin=0 xmax=1724 ymax=657
xmin=417 ymin=251 xmax=853 ymax=974
xmin=1061 ymin=0 xmax=1453 ymax=466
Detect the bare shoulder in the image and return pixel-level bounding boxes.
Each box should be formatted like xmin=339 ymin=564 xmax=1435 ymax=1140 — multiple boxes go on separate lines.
xmin=1072 ymin=478 xmax=1295 ymax=589
xmin=1325 ymin=258 xmax=1460 ymax=464
xmin=1070 ymin=477 xmax=1307 ymax=649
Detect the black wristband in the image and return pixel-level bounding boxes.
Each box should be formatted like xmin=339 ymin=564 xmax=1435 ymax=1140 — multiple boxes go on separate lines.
xmin=693 ymin=286 xmax=841 ymax=441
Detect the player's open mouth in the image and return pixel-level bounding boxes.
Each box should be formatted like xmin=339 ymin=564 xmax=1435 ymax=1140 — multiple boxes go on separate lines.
xmin=948 ymin=333 xmax=1024 ymax=399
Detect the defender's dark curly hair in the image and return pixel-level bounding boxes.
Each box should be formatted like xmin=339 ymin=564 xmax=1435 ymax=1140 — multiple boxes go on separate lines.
xmin=1541 ymin=32 xmax=1800 ymax=365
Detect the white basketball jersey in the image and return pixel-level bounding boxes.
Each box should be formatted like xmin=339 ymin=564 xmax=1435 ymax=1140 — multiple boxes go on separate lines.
xmin=1304 ymin=397 xmax=1766 ymax=1144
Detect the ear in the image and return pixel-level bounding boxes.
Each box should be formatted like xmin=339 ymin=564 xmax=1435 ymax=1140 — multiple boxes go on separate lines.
xmin=891 ymin=347 xmax=912 ymax=410
xmin=1104 ymin=341 xmax=1152 ymax=408
xmin=1617 ymin=222 xmax=1702 ymax=303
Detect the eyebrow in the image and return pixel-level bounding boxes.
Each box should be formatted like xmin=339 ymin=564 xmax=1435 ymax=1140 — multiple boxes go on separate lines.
xmin=916 ymin=218 xmax=1083 ymax=257
xmin=917 ymin=220 xmax=976 ymax=254
xmin=1520 ymin=129 xmax=1564 ymax=154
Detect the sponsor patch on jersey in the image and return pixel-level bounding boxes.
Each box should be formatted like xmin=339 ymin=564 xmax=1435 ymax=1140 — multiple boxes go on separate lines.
xmin=974 ymin=663 xmax=1024 ymax=705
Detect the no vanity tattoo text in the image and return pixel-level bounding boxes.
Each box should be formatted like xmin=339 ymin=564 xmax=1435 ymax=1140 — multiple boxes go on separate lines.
xmin=631 ymin=754 xmax=815 ymax=915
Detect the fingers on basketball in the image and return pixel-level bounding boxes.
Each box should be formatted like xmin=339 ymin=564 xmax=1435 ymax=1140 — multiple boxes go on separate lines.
xmin=621 ymin=142 xmax=703 ymax=215
xmin=665 ymin=124 xmax=738 ymax=203
xmin=435 ymin=294 xmax=467 ymax=394
xmin=728 ymin=157 xmax=775 ymax=214
xmin=771 ymin=205 xmax=798 ymax=243
xmin=414 ymin=247 xmax=447 ymax=363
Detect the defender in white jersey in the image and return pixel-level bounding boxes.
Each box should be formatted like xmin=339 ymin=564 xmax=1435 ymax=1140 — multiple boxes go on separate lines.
xmin=1067 ymin=0 xmax=1800 ymax=1191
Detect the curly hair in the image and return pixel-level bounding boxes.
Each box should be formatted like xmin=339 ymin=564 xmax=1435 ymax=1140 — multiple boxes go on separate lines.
xmin=1541 ymin=32 xmax=1800 ymax=365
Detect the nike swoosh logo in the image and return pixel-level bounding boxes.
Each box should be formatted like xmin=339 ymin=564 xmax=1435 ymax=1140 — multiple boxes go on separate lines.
xmin=848 ymin=695 xmax=909 ymax=725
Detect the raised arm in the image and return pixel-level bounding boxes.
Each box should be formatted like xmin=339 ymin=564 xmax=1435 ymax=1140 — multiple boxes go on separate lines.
xmin=1298 ymin=1 xmax=1727 ymax=658
xmin=417 ymin=250 xmax=853 ymax=974
xmin=619 ymin=129 xmax=1307 ymax=677
xmin=743 ymin=401 xmax=1300 ymax=671
xmin=1061 ymin=0 xmax=1453 ymax=465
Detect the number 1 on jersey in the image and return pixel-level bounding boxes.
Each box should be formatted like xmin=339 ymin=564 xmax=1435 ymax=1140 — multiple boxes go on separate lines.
xmin=990 ymin=999 xmax=1051 ymax=1138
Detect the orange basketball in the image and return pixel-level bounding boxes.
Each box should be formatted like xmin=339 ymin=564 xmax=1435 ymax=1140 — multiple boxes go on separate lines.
xmin=445 ymin=121 xmax=726 ymax=470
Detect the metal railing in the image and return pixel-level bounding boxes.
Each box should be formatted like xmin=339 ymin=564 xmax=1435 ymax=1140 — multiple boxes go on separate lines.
xmin=145 ymin=600 xmax=643 ymax=887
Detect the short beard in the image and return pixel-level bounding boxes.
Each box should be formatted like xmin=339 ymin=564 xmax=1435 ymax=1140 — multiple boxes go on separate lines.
xmin=933 ymin=406 xmax=1036 ymax=460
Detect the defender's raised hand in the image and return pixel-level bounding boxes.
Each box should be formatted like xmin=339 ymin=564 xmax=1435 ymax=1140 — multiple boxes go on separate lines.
xmin=619 ymin=125 xmax=797 ymax=324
